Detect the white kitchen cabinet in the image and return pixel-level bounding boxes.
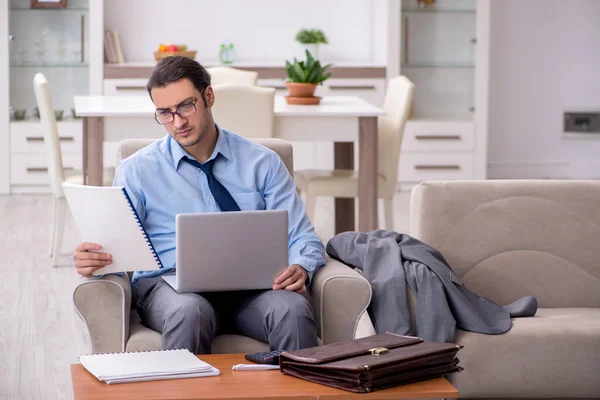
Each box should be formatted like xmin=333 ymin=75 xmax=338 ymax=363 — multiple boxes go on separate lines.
xmin=0 ymin=0 xmax=104 ymax=194
xmin=104 ymin=78 xmax=386 ymax=108
xmin=398 ymin=152 xmax=475 ymax=182
xmin=104 ymin=78 xmax=147 ymax=96
xmin=9 ymin=120 xmax=82 ymax=192
xmin=258 ymin=78 xmax=386 ymax=108
xmin=400 ymin=120 xmax=474 ymax=152
xmin=396 ymin=0 xmax=490 ymax=189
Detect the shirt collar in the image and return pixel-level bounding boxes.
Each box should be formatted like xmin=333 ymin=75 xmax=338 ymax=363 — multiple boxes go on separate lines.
xmin=170 ymin=124 xmax=233 ymax=170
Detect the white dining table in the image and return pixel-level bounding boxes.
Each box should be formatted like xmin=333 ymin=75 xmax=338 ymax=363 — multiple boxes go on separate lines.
xmin=73 ymin=95 xmax=385 ymax=233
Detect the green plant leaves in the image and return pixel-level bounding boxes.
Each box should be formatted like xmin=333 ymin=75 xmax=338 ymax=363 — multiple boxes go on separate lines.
xmin=292 ymin=61 xmax=307 ymax=82
xmin=295 ymin=29 xmax=329 ymax=44
xmin=285 ymin=50 xmax=331 ymax=84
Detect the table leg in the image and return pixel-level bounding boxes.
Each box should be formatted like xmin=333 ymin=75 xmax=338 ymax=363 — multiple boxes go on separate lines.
xmin=334 ymin=142 xmax=355 ymax=234
xmin=358 ymin=117 xmax=378 ymax=231
xmin=82 ymin=117 xmax=88 ymax=185
xmin=83 ymin=116 xmax=104 ymax=186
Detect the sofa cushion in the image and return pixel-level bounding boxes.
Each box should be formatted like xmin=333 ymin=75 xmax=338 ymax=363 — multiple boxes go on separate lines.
xmin=410 ymin=180 xmax=600 ymax=308
xmin=126 ymin=318 xmax=162 ymax=352
xmin=211 ymin=335 xmax=269 ymax=354
xmin=126 ymin=316 xmax=270 ymax=354
xmin=449 ymin=308 xmax=600 ymax=398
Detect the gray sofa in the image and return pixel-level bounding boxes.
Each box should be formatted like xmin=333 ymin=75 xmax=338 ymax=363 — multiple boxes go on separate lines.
xmin=408 ymin=180 xmax=600 ymax=398
xmin=72 ymin=138 xmax=372 ymax=354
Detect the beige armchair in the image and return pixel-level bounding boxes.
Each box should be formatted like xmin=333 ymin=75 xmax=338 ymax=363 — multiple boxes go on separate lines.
xmin=73 ymin=138 xmax=372 ymax=354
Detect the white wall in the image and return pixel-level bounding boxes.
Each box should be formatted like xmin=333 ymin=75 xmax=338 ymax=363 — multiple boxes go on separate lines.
xmin=104 ymin=0 xmax=384 ymax=64
xmin=488 ymin=0 xmax=600 ymax=179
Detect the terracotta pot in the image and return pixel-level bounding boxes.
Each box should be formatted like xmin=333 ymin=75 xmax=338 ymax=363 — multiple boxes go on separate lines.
xmin=285 ymin=82 xmax=317 ymax=98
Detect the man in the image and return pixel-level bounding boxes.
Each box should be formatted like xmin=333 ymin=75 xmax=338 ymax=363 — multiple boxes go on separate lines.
xmin=72 ymin=56 xmax=326 ymax=354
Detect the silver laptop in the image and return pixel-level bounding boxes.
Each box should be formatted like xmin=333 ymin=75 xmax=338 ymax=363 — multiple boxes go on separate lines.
xmin=161 ymin=210 xmax=289 ymax=293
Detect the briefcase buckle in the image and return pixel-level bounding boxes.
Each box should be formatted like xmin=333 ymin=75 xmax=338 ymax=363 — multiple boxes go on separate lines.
xmin=369 ymin=347 xmax=389 ymax=356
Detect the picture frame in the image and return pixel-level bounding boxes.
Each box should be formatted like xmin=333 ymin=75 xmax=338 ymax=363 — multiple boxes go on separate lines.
xmin=30 ymin=0 xmax=68 ymax=9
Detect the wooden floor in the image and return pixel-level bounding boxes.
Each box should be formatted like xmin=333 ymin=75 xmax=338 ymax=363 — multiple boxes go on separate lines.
xmin=0 ymin=193 xmax=410 ymax=400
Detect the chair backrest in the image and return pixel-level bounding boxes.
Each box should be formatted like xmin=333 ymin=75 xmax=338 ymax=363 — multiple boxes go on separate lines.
xmin=211 ymin=84 xmax=275 ymax=138
xmin=32 ymin=73 xmax=65 ymax=198
xmin=378 ymin=76 xmax=414 ymax=197
xmin=206 ymin=66 xmax=258 ymax=86
xmin=410 ymin=180 xmax=600 ymax=308
xmin=116 ymin=137 xmax=294 ymax=177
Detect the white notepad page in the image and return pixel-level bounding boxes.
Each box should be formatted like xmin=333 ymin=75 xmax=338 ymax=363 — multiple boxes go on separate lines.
xmin=79 ymin=349 xmax=219 ymax=382
xmin=62 ymin=183 xmax=162 ymax=275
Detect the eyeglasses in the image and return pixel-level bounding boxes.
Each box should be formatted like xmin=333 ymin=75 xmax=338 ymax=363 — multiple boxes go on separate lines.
xmin=153 ymin=89 xmax=205 ymax=125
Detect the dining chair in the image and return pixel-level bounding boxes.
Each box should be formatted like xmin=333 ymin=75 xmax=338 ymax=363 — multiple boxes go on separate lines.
xmin=33 ymin=73 xmax=113 ymax=267
xmin=294 ymin=76 xmax=415 ymax=230
xmin=206 ymin=66 xmax=258 ymax=86
xmin=211 ymin=84 xmax=275 ymax=138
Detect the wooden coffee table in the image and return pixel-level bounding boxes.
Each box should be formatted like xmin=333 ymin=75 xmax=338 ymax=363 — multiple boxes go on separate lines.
xmin=71 ymin=353 xmax=458 ymax=399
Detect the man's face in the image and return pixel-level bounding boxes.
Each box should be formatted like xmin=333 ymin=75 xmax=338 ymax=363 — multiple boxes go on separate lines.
xmin=151 ymin=78 xmax=215 ymax=149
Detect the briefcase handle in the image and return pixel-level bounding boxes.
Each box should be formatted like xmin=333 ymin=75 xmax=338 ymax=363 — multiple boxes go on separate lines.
xmin=369 ymin=347 xmax=389 ymax=356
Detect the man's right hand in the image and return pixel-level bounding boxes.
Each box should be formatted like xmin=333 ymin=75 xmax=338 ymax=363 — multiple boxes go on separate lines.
xmin=72 ymin=242 xmax=112 ymax=278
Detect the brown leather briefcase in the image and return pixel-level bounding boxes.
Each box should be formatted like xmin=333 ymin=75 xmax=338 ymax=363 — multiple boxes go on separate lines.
xmin=279 ymin=333 xmax=463 ymax=393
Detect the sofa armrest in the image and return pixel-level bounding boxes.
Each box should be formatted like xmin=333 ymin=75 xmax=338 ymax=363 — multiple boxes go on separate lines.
xmin=309 ymin=257 xmax=372 ymax=344
xmin=73 ymin=274 xmax=132 ymax=354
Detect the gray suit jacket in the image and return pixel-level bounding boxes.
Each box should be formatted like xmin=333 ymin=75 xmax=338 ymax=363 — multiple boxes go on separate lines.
xmin=326 ymin=230 xmax=537 ymax=342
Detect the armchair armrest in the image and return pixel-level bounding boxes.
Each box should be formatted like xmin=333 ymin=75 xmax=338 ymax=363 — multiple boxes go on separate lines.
xmin=73 ymin=274 xmax=132 ymax=354
xmin=309 ymin=257 xmax=372 ymax=344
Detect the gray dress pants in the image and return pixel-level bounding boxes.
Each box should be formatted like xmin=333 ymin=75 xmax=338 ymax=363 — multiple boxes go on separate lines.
xmin=135 ymin=276 xmax=317 ymax=354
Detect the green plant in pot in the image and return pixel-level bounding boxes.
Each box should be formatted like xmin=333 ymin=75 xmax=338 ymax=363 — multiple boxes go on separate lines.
xmin=295 ymin=28 xmax=328 ymax=59
xmin=284 ymin=50 xmax=331 ymax=105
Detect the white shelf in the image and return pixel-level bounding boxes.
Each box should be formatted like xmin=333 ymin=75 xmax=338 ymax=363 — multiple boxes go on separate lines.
xmin=107 ymin=61 xmax=388 ymax=69
xmin=10 ymin=7 xmax=89 ymax=10
xmin=401 ymin=9 xmax=475 ymax=14
xmin=10 ymin=63 xmax=88 ymax=67
xmin=402 ymin=63 xmax=474 ymax=68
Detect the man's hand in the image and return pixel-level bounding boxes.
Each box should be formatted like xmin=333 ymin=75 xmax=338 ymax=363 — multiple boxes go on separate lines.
xmin=273 ymin=264 xmax=308 ymax=294
xmin=72 ymin=242 xmax=112 ymax=278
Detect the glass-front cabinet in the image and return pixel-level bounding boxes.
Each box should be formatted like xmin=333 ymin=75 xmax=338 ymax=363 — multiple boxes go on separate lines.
xmin=400 ymin=0 xmax=477 ymax=119
xmin=397 ymin=0 xmax=488 ymax=187
xmin=4 ymin=0 xmax=91 ymax=193
xmin=9 ymin=0 xmax=89 ymax=119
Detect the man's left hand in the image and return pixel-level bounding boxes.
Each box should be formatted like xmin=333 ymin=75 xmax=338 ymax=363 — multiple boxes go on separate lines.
xmin=273 ymin=264 xmax=308 ymax=294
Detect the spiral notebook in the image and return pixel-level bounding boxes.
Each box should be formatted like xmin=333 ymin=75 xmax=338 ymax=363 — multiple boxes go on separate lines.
xmin=79 ymin=349 xmax=220 ymax=384
xmin=62 ymin=183 xmax=163 ymax=276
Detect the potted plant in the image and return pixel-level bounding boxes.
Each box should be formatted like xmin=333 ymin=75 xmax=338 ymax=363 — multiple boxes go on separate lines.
xmin=284 ymin=50 xmax=331 ymax=105
xmin=295 ymin=28 xmax=328 ymax=60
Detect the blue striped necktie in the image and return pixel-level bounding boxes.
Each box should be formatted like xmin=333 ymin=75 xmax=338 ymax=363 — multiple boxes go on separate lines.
xmin=182 ymin=156 xmax=241 ymax=212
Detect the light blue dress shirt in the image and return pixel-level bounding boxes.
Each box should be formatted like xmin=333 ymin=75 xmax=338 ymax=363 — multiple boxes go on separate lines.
xmin=113 ymin=127 xmax=326 ymax=286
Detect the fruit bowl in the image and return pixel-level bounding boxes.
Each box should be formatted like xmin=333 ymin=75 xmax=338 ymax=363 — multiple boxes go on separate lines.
xmin=153 ymin=50 xmax=197 ymax=61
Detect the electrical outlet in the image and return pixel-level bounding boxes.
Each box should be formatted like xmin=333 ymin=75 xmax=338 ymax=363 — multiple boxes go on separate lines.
xmin=564 ymin=112 xmax=600 ymax=133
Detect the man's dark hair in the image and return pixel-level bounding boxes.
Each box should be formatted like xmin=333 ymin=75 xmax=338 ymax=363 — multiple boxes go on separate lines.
xmin=146 ymin=56 xmax=211 ymax=106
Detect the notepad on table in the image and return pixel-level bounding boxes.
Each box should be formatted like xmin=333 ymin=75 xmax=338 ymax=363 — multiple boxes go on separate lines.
xmin=79 ymin=349 xmax=220 ymax=384
xmin=62 ymin=183 xmax=163 ymax=276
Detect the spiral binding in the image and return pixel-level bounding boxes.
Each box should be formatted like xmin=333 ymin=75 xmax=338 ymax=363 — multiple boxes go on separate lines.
xmin=120 ymin=188 xmax=164 ymax=269
xmin=80 ymin=348 xmax=189 ymax=357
